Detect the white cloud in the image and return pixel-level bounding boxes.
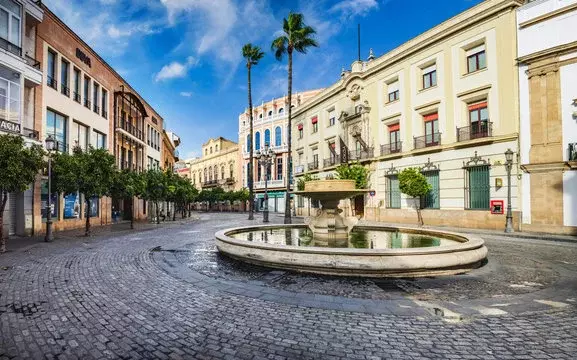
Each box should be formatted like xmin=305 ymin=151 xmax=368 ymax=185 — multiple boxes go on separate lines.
xmin=330 ymin=0 xmax=380 ymax=18
xmin=180 ymin=92 xmax=193 ymax=97
xmin=154 ymin=57 xmax=199 ymax=82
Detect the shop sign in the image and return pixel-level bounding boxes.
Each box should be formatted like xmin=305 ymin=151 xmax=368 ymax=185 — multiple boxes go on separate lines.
xmin=0 ymin=119 xmax=21 ymax=134
xmin=490 ymin=200 xmax=504 ymax=215
xmin=76 ymin=48 xmax=92 ymax=67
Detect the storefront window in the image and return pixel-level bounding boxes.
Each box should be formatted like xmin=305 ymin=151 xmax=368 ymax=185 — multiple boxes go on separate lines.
xmin=63 ymin=192 xmax=81 ymax=219
xmin=0 ymin=65 xmax=21 ymax=124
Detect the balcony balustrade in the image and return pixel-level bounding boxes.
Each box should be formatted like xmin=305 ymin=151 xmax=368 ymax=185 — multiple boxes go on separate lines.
xmin=61 ymin=84 xmax=70 ymax=97
xmin=47 ymin=76 xmax=57 ymax=90
xmin=414 ymin=133 xmax=441 ymax=149
xmin=323 ymin=155 xmax=340 ymax=167
xmin=348 ymin=147 xmax=374 ymax=161
xmin=116 ymin=119 xmax=144 ymax=141
xmin=84 ymin=99 xmax=91 ymax=109
xmin=254 ymin=179 xmax=284 ymax=189
xmin=457 ymin=122 xmax=492 ymax=142
xmin=380 ymin=142 xmax=402 ymax=156
xmin=308 ymin=161 xmax=319 ymax=171
xmin=202 ymin=180 xmax=219 ymax=188
xmin=93 ymin=105 xmax=100 ymax=114
xmin=73 ymin=92 xmax=81 ymax=103
xmin=24 ymin=54 xmax=40 ymax=70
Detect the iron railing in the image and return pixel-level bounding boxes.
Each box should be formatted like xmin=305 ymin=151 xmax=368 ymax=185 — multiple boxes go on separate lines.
xmin=24 ymin=54 xmax=40 ymax=69
xmin=308 ymin=161 xmax=319 ymax=171
xmin=0 ymin=37 xmax=21 ymax=57
xmin=202 ymin=180 xmax=219 ymax=188
xmin=102 ymin=110 xmax=108 ymax=119
xmin=73 ymin=92 xmax=81 ymax=103
xmin=84 ymin=99 xmax=91 ymax=109
xmin=323 ymin=155 xmax=340 ymax=168
xmin=61 ymin=85 xmax=70 ymax=97
xmin=569 ymin=143 xmax=577 ymax=161
xmin=457 ymin=122 xmax=492 ymax=142
xmin=117 ymin=119 xmax=144 ymax=141
xmin=47 ymin=76 xmax=57 ymax=90
xmin=93 ymin=105 xmax=100 ymax=114
xmin=414 ymin=133 xmax=441 ymax=149
xmin=380 ymin=142 xmax=402 ymax=156
xmin=349 ymin=147 xmax=374 ymax=160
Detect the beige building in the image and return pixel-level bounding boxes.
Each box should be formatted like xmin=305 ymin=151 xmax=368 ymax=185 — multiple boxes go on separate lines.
xmin=182 ymin=137 xmax=240 ymax=192
xmin=293 ymin=0 xmax=524 ymax=230
xmin=238 ymin=90 xmax=322 ymax=212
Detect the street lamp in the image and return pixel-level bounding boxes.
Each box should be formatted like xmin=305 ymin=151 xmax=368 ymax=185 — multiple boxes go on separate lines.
xmin=256 ymin=143 xmax=275 ymax=223
xmin=504 ymin=148 xmax=514 ymax=233
xmin=45 ymin=135 xmax=56 ymax=242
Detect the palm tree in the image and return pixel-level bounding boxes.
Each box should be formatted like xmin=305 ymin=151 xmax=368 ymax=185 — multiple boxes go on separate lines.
xmin=271 ymin=12 xmax=318 ymax=224
xmin=242 ymin=43 xmax=264 ymax=220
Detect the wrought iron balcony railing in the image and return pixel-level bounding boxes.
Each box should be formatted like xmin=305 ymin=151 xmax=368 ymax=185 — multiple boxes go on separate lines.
xmin=349 ymin=147 xmax=374 ymax=161
xmin=414 ymin=133 xmax=441 ymax=149
xmin=380 ymin=142 xmax=402 ymax=156
xmin=61 ymin=85 xmax=70 ymax=97
xmin=202 ymin=180 xmax=219 ymax=188
xmin=116 ymin=120 xmax=144 ymax=141
xmin=93 ymin=105 xmax=100 ymax=114
xmin=457 ymin=122 xmax=492 ymax=142
xmin=73 ymin=92 xmax=81 ymax=103
xmin=308 ymin=161 xmax=319 ymax=171
xmin=102 ymin=110 xmax=108 ymax=119
xmin=47 ymin=76 xmax=57 ymax=90
xmin=24 ymin=54 xmax=40 ymax=69
xmin=323 ymin=155 xmax=340 ymax=167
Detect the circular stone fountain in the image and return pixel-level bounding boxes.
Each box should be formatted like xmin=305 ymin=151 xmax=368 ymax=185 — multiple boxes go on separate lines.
xmin=215 ymin=180 xmax=488 ymax=277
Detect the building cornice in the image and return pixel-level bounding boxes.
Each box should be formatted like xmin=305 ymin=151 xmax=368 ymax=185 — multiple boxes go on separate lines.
xmin=292 ymin=0 xmax=523 ymax=118
xmin=518 ymin=40 xmax=577 ymax=63
xmin=518 ymin=2 xmax=577 ymax=29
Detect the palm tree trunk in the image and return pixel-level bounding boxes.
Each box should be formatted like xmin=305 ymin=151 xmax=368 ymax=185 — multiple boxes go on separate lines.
xmin=130 ymin=197 xmax=135 ymax=230
xmin=248 ymin=64 xmax=255 ymax=221
xmin=284 ymin=50 xmax=293 ymax=224
xmin=0 ymin=191 xmax=8 ymax=253
xmin=85 ymin=198 xmax=91 ymax=236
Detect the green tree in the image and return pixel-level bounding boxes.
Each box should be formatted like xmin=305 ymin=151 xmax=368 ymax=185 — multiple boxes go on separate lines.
xmin=0 ymin=134 xmax=45 ymax=253
xmin=296 ymin=173 xmax=318 ymax=191
xmin=242 ymin=43 xmax=265 ymax=221
xmin=143 ymin=169 xmax=167 ymax=224
xmin=398 ymin=168 xmax=432 ymax=226
xmin=52 ymin=147 xmax=116 ymax=236
xmin=110 ymin=169 xmax=145 ymax=229
xmin=272 ymin=12 xmax=318 ymax=224
xmin=335 ymin=163 xmax=369 ymax=189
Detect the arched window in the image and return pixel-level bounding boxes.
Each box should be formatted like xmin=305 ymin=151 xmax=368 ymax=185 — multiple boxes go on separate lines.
xmin=215 ymin=145 xmax=218 ymax=152
xmin=275 ymin=126 xmax=282 ymax=147
xmin=221 ymin=165 xmax=225 ymax=180
xmin=210 ymin=147 xmax=213 ymax=154
xmin=264 ymin=129 xmax=271 ymax=147
xmin=268 ymin=110 xmax=272 ymax=117
xmin=259 ymin=113 xmax=263 ymax=119
xmin=246 ymin=134 xmax=251 ymax=152
xmin=278 ymin=108 xmax=284 ymax=114
xmin=255 ymin=131 xmax=261 ymax=151
xmin=230 ymin=163 xmax=234 ymax=178
xmin=214 ymin=166 xmax=218 ymax=180
xmin=208 ymin=167 xmax=212 ymax=181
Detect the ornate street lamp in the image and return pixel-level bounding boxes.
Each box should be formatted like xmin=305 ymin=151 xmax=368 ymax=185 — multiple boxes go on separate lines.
xmin=45 ymin=135 xmax=56 ymax=242
xmin=504 ymin=148 xmax=514 ymax=233
xmin=256 ymin=143 xmax=275 ymax=223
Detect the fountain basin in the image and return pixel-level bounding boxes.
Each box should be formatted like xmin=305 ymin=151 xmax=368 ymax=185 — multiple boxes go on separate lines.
xmin=215 ymin=224 xmax=488 ymax=277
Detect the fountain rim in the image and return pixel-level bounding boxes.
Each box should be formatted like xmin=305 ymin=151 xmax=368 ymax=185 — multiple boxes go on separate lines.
xmin=215 ymin=224 xmax=485 ymax=256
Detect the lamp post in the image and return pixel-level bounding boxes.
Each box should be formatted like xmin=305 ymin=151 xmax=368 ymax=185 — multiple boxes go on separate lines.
xmin=44 ymin=135 xmax=56 ymax=242
xmin=504 ymin=148 xmax=514 ymax=233
xmin=256 ymin=143 xmax=275 ymax=223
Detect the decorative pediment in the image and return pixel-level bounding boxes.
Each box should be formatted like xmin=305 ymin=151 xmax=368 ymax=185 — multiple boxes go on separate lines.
xmin=385 ymin=163 xmax=398 ymax=176
xmin=420 ymin=158 xmax=439 ymax=172
xmin=463 ymin=151 xmax=490 ymax=168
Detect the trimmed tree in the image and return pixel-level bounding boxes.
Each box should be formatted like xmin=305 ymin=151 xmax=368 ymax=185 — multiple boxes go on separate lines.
xmin=110 ymin=169 xmax=146 ymax=229
xmin=272 ymin=12 xmax=318 ymax=224
xmin=52 ymin=146 xmax=116 ymax=236
xmin=143 ymin=169 xmax=167 ymax=224
xmin=398 ymin=168 xmax=431 ymax=226
xmin=0 ymin=134 xmax=45 ymax=253
xmin=335 ymin=163 xmax=369 ymax=189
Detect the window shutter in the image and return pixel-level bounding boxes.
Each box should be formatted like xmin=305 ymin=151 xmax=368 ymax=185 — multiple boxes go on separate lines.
xmin=297 ymin=124 xmax=303 ymax=130
xmin=311 ymin=116 xmax=318 ymax=124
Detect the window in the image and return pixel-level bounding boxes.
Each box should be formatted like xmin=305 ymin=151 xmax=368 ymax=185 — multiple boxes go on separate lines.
xmin=221 ymin=166 xmax=225 ymax=180
xmin=465 ymin=165 xmax=490 ymax=210
xmin=268 ymin=110 xmax=272 ymax=117
xmin=264 ymin=129 xmax=271 ymax=147
xmin=388 ymin=124 xmax=401 ymax=152
xmin=60 ymin=59 xmax=69 ymax=96
xmin=422 ymin=64 xmax=437 ymax=89
xmin=467 ymin=45 xmax=486 ymax=73
xmin=210 ymin=147 xmax=213 ymax=154
xmin=73 ymin=68 xmax=81 ymax=102
xmin=83 ymin=76 xmax=91 ymax=108
xmin=46 ymin=109 xmax=67 ymax=152
xmin=424 ymin=113 xmax=440 ymax=146
xmin=259 ymin=113 xmax=262 ymax=119
xmin=47 ymin=50 xmax=57 ymax=89
xmin=420 ymin=170 xmax=440 ymax=209
xmin=94 ymin=131 xmax=106 ymax=150
xmin=215 ymin=144 xmax=218 ymax=152
xmin=297 ymin=124 xmax=303 ymax=139
xmin=257 ymin=162 xmax=262 ymax=181
xmin=229 ymin=164 xmax=234 ymax=179
xmin=93 ymin=83 xmax=99 ymax=113
xmin=278 ymin=108 xmax=284 ymax=114
xmin=0 ymin=69 xmax=20 ymax=123
xmin=387 ymin=81 xmax=399 ymax=102
xmin=204 ymin=168 xmax=207 ymax=182
xmin=311 ymin=116 xmax=318 ymax=133
xmin=266 ymin=161 xmax=271 ymax=181
xmin=214 ymin=166 xmax=218 ymax=180
xmin=101 ymin=89 xmax=108 ymax=118
xmin=71 ymin=121 xmax=88 ymax=151
xmin=255 ymin=131 xmax=261 ymax=150
xmin=274 ymin=126 xmax=282 ymax=147
xmin=276 ymin=157 xmax=283 ymax=180
xmin=386 ymin=175 xmax=401 ymax=208
xmin=468 ymin=101 xmax=489 ymax=139
xmin=0 ymin=0 xmax=21 ymax=53
xmin=328 ymin=109 xmax=336 ymax=126
xmin=246 ymin=134 xmax=251 ymax=152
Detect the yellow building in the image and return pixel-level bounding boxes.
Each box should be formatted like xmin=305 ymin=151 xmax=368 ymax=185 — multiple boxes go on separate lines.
xmin=181 ymin=137 xmax=239 ymax=192
xmin=293 ymin=0 xmax=524 ymax=230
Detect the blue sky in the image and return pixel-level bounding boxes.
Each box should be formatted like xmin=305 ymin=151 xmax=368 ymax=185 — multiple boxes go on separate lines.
xmin=48 ymin=0 xmax=483 ymax=159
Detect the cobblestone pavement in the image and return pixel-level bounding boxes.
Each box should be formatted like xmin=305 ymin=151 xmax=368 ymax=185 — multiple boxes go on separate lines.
xmin=1 ymin=213 xmax=576 ymax=359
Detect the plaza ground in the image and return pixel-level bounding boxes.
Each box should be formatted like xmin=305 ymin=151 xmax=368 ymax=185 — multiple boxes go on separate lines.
xmin=0 ymin=213 xmax=576 ymax=359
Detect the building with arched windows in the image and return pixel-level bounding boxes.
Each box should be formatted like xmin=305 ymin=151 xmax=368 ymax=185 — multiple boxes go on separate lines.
xmin=238 ymin=90 xmax=323 ymax=213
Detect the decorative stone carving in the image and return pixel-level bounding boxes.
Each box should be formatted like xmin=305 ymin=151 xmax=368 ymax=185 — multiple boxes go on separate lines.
xmin=463 ymin=151 xmax=490 ymax=168
xmin=348 ymin=84 xmax=362 ymax=101
xmin=420 ymin=158 xmax=439 ymax=172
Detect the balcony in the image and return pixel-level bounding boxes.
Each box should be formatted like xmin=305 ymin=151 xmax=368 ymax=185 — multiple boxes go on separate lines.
xmin=202 ymin=180 xmax=219 ymax=188
xmin=116 ymin=120 xmax=144 ymax=141
xmin=61 ymin=84 xmax=70 ymax=97
xmin=255 ymin=179 xmax=284 ymax=189
xmin=102 ymin=110 xmax=108 ymax=119
xmin=349 ymin=147 xmax=374 ymax=161
xmin=93 ymin=105 xmax=100 ymax=114
xmin=323 ymin=155 xmax=340 ymax=168
xmin=457 ymin=122 xmax=492 ymax=142
xmin=120 ymin=162 xmax=143 ymax=172
xmin=225 ymin=177 xmax=235 ymax=184
xmin=0 ymin=37 xmax=21 ymax=57
xmin=24 ymin=54 xmax=40 ymax=70
xmin=569 ymin=143 xmax=577 ymax=161
xmin=308 ymin=161 xmax=319 ymax=171
xmin=84 ymin=99 xmax=91 ymax=109
xmin=23 ymin=127 xmax=39 ymax=140
xmin=73 ymin=92 xmax=81 ymax=103
xmin=47 ymin=76 xmax=57 ymax=90
xmin=414 ymin=133 xmax=441 ymax=150
xmin=381 ymin=142 xmax=402 ymax=156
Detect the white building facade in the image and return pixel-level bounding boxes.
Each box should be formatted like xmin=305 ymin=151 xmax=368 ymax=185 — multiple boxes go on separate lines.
xmin=0 ymin=0 xmax=43 ymax=237
xmin=517 ymin=0 xmax=577 ymax=234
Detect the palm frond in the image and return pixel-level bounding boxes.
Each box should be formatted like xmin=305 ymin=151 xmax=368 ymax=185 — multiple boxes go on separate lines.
xmin=293 ymin=37 xmax=319 ymax=54
xmin=271 ymin=36 xmax=288 ymax=61
xmin=242 ymin=43 xmax=265 ymax=66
